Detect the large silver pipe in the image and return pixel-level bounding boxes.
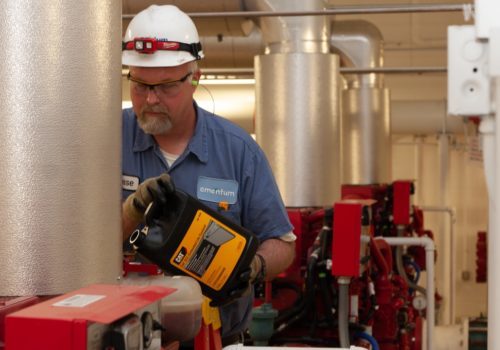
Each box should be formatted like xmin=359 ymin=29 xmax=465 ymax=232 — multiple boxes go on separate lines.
xmin=255 ymin=53 xmax=341 ymax=207
xmin=342 ymin=88 xmax=391 ymax=184
xmin=250 ymin=0 xmax=341 ymax=206
xmin=0 ymin=1 xmax=122 ymax=296
xmin=332 ymin=20 xmax=392 ymax=185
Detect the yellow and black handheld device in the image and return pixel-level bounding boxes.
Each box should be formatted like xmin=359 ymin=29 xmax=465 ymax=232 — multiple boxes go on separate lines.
xmin=129 ymin=189 xmax=259 ymax=304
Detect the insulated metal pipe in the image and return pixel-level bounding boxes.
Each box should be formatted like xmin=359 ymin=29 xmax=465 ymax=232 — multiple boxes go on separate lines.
xmin=0 ymin=1 xmax=122 ymax=296
xmin=255 ymin=53 xmax=341 ymax=206
xmin=332 ymin=20 xmax=391 ymax=185
xmin=342 ymin=88 xmax=391 ymax=184
xmin=252 ymin=0 xmax=341 ymax=206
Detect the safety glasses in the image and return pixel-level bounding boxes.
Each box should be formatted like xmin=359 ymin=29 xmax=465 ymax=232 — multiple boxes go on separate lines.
xmin=127 ymin=72 xmax=193 ymax=98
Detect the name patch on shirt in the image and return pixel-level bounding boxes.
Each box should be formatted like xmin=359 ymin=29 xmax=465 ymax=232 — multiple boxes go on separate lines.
xmin=122 ymin=175 xmax=139 ymax=191
xmin=197 ymin=176 xmax=238 ymax=204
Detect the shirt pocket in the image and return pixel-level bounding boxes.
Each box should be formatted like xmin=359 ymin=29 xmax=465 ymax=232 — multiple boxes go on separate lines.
xmin=199 ymin=200 xmax=242 ymax=226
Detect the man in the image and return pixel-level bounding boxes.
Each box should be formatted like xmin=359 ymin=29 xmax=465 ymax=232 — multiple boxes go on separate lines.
xmin=121 ymin=4 xmax=296 ymax=344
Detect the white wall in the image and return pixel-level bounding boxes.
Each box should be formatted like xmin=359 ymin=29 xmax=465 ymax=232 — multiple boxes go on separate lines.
xmin=392 ymin=132 xmax=488 ymax=324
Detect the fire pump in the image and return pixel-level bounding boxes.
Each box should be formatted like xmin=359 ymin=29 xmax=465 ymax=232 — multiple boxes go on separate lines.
xmin=252 ymin=180 xmax=436 ymax=350
xmin=0 ymin=181 xmax=433 ymax=350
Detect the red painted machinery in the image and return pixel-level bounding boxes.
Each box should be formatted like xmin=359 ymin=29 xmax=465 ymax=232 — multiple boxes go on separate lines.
xmin=0 ymin=262 xmax=205 ymax=350
xmin=0 ymin=180 xmax=436 ymax=350
xmin=4 ymin=284 xmax=174 ymax=350
xmin=253 ymin=180 xmax=435 ymax=350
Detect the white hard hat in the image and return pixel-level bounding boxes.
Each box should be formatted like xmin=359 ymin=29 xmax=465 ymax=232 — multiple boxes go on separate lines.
xmin=122 ymin=5 xmax=204 ymax=67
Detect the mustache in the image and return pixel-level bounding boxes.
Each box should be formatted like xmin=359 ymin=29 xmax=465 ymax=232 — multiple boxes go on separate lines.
xmin=141 ymin=105 xmax=168 ymax=114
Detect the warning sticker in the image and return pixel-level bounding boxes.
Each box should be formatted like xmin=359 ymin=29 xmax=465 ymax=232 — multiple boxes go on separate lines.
xmin=53 ymin=294 xmax=105 ymax=308
xmin=171 ymin=210 xmax=246 ymax=290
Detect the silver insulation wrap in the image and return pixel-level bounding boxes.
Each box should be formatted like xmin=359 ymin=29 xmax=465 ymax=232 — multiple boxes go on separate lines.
xmin=255 ymin=53 xmax=341 ymax=207
xmin=0 ymin=1 xmax=122 ymax=295
xmin=342 ymin=88 xmax=391 ymax=185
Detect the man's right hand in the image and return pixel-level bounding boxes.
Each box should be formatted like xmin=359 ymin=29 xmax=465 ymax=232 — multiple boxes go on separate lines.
xmin=123 ymin=173 xmax=175 ymax=223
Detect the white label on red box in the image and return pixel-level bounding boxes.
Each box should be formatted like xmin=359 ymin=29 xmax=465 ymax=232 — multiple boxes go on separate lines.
xmin=52 ymin=294 xmax=105 ymax=308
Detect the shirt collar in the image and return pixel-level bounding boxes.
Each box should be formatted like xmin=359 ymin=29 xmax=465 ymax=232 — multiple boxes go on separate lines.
xmin=132 ymin=102 xmax=208 ymax=164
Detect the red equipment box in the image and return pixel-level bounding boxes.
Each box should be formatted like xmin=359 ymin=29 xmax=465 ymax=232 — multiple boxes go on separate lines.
xmin=392 ymin=180 xmax=412 ymax=226
xmin=6 ymin=284 xmax=175 ymax=350
xmin=0 ymin=296 xmax=41 ymax=350
xmin=331 ymin=202 xmax=363 ymax=277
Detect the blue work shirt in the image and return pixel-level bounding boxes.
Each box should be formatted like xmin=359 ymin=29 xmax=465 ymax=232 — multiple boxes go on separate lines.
xmin=122 ymin=103 xmax=293 ymax=338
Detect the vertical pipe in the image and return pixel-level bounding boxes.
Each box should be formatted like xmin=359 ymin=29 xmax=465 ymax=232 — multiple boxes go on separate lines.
xmin=420 ymin=206 xmax=456 ymax=325
xmin=477 ymin=105 xmax=496 ymax=350
xmin=0 ymin=0 xmax=122 ymax=295
xmin=341 ymin=88 xmax=391 ymax=184
xmin=381 ymin=236 xmax=435 ymax=350
xmin=437 ymin=134 xmax=451 ymax=325
xmin=331 ymin=20 xmax=391 ymax=185
xmin=490 ymin=75 xmax=500 ymax=350
xmin=337 ymin=277 xmax=351 ymax=348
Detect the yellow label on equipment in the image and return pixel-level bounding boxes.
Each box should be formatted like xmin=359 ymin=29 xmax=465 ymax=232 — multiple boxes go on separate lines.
xmin=170 ymin=210 xmax=247 ymax=291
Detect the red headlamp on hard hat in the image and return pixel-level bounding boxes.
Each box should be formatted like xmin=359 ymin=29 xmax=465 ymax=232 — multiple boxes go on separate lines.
xmin=122 ymin=37 xmax=202 ymax=59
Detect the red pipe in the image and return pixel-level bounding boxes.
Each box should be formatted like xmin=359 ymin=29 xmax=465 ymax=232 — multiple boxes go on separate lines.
xmin=370 ymin=237 xmax=390 ymax=276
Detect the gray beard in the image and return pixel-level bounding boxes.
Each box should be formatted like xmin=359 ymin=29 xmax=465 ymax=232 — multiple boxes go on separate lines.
xmin=137 ymin=113 xmax=172 ymax=135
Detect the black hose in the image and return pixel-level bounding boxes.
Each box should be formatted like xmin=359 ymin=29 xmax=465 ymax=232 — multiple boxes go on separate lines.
xmin=274 ymin=248 xmax=319 ymax=333
xmin=318 ymin=272 xmax=335 ymax=325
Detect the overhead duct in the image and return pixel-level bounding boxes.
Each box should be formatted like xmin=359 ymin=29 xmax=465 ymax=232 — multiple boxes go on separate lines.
xmin=0 ymin=1 xmax=122 ymax=296
xmin=331 ymin=20 xmax=392 ymax=185
xmin=194 ymin=86 xmax=464 ymax=135
xmin=200 ymin=29 xmax=265 ymax=68
xmin=391 ymin=100 xmax=465 ymax=134
xmin=248 ymin=0 xmax=341 ymax=207
xmin=123 ymin=0 xmax=245 ymax=31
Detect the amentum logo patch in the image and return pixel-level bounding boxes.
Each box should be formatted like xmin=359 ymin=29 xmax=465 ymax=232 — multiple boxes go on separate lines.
xmin=174 ymin=247 xmax=187 ymax=264
xmin=197 ymin=176 xmax=239 ymax=204
xmin=200 ymin=187 xmax=236 ymax=198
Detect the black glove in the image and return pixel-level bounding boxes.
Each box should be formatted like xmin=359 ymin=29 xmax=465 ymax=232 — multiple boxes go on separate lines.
xmin=123 ymin=173 xmax=175 ymax=223
xmin=209 ymin=253 xmax=266 ymax=307
xmin=209 ymin=267 xmax=252 ymax=307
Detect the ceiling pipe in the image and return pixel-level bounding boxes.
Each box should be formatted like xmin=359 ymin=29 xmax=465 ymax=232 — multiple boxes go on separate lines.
xmin=199 ymin=29 xmax=264 ymax=68
xmin=122 ymin=3 xmax=470 ymax=19
xmin=123 ymin=66 xmax=449 ymax=76
xmin=331 ymin=20 xmax=384 ymax=89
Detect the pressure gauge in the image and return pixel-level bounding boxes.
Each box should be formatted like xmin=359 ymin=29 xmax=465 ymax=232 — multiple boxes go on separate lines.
xmin=412 ymin=295 xmax=427 ymax=310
